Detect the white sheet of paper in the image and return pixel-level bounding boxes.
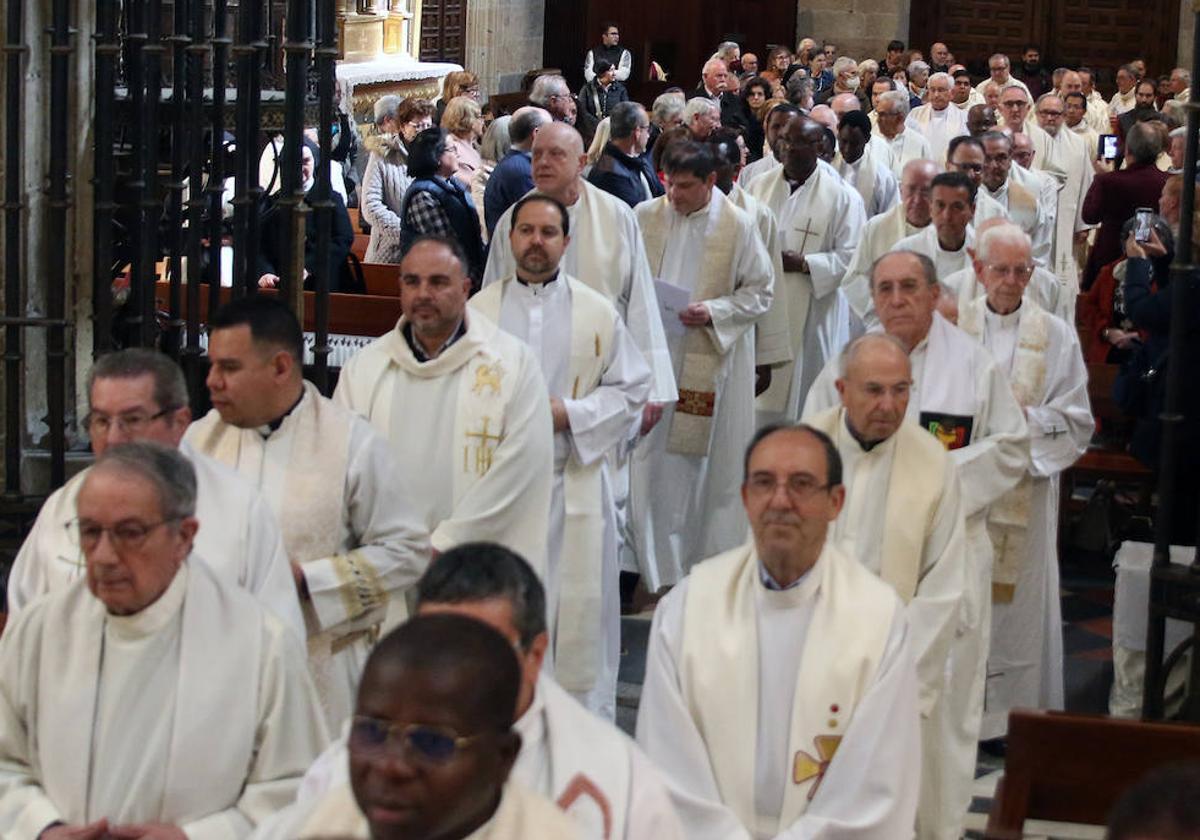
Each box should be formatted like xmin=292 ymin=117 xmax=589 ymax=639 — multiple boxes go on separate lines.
xmin=654 ymin=278 xmax=691 ymax=339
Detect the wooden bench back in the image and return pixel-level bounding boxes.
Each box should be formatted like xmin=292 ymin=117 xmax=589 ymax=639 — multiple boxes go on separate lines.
xmin=986 ymin=710 xmax=1200 ymax=838
xmin=359 ymin=262 xmax=401 ymax=297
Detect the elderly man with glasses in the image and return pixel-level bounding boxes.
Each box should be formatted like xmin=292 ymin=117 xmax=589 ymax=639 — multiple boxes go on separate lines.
xmin=7 ymin=348 xmax=302 ymax=638
xmin=0 ymin=440 xmax=328 ymax=839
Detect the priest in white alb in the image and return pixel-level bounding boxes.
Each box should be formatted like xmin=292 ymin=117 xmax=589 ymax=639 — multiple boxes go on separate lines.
xmin=872 ymin=90 xmax=933 ymax=178
xmin=286 ymin=613 xmax=582 ymax=840
xmin=709 ymin=129 xmax=793 ymax=393
xmin=470 ymin=195 xmax=651 ymax=718
xmin=891 ymin=170 xmax=978 ymax=280
xmin=835 ymin=110 xmax=900 ymax=219
xmin=943 ymin=217 xmax=1064 ymax=318
xmin=746 ymin=113 xmax=865 ymax=421
xmin=482 ymin=123 xmax=676 ymax=409
xmin=737 ymin=104 xmax=800 ymax=188
xmin=186 ymin=297 xmax=430 ymax=732
xmin=637 ymin=423 xmax=920 ymax=839
xmin=7 ymin=349 xmax=302 ymax=639
xmin=947 ymin=135 xmax=1012 ymax=229
xmin=956 ymin=224 xmax=1092 ymax=742
xmin=980 ymin=130 xmax=1054 ymax=266
xmin=842 ymin=158 xmax=939 ymax=327
xmin=252 ymin=544 xmax=686 ymax=840
xmin=805 ymin=251 xmax=1028 ymax=840
xmin=0 ymin=442 xmax=327 ymax=839
xmin=803 ymin=334 xmax=968 ymax=840
xmin=630 ymin=140 xmax=773 ymax=592
xmin=1032 ymin=92 xmax=1094 ymax=322
xmin=907 ymin=73 xmax=970 ymax=164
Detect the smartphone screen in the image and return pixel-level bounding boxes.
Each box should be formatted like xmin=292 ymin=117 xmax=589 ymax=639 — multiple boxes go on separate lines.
xmin=1135 ymin=207 xmax=1154 ymax=242
xmin=1100 ymin=134 xmax=1119 ymax=160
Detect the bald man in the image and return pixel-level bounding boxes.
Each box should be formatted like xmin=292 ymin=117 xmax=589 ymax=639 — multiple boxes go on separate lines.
xmin=806 ymin=333 xmax=967 ymax=840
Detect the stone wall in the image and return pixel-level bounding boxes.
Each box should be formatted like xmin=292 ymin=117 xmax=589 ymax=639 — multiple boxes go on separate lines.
xmin=465 ymin=0 xmax=546 ymax=96
xmin=795 ymin=0 xmax=909 ymax=62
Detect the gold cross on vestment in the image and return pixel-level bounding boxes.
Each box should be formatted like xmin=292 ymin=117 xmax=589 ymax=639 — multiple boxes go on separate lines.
xmin=794 ymin=218 xmax=820 ymax=253
xmin=463 ymin=417 xmax=502 ymax=476
xmin=792 ymin=735 xmax=843 ymax=801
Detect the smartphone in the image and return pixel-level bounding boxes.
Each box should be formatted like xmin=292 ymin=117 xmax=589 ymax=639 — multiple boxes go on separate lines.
xmin=1135 ymin=207 xmax=1155 ymax=243
xmin=1099 ymin=134 xmax=1119 ymax=161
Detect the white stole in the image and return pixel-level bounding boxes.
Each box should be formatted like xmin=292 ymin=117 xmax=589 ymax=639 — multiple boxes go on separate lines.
xmin=807 ymin=407 xmax=946 ymax=602
xmin=38 ymin=560 xmax=263 ymax=827
xmin=639 ymin=195 xmax=739 ymax=455
xmin=678 ymin=542 xmax=896 ymax=834
xmin=958 ymin=298 xmax=1047 ymax=602
xmin=470 ymin=276 xmax=614 ymax=690
xmin=563 ymin=183 xmax=626 ymax=302
xmin=747 ymin=165 xmax=844 ymax=414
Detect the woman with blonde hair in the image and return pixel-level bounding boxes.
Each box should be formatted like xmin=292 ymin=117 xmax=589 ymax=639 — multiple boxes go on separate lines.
xmin=586 ymin=117 xmax=612 ymax=169
xmin=435 ymin=70 xmax=480 ymax=123
xmin=441 ymin=95 xmax=485 ymax=187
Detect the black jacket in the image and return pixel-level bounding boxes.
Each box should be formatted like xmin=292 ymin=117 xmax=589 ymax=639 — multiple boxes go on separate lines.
xmin=587 ymin=143 xmax=664 ymax=208
xmin=686 ymin=87 xmax=751 ymax=134
xmin=256 ymin=189 xmax=357 ymax=292
xmin=578 ymin=80 xmax=630 ymax=121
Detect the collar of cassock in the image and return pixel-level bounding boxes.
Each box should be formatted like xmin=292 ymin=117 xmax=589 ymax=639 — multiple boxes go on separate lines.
xmin=403 ymin=318 xmax=467 ymax=362
xmin=844 ymin=414 xmax=887 ymax=452
xmin=258 ymin=387 xmax=307 ymax=438
xmin=515 ymin=270 xmax=561 ymax=290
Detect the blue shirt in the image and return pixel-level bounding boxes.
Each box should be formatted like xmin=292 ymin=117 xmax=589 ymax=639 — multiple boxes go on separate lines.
xmin=484 ymin=149 xmax=533 ymax=238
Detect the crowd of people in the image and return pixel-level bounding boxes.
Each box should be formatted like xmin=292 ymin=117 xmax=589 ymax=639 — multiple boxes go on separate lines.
xmin=3 ymin=23 xmax=1200 ymax=840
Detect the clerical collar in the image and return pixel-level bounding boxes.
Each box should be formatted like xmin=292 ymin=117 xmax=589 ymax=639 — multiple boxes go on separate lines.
xmin=844 ymin=415 xmax=887 ymax=452
xmin=260 ymin=387 xmax=307 ymax=437
xmin=758 ymin=560 xmax=808 ymax=591
xmin=403 ymin=318 xmax=467 ymax=362
xmin=986 ymin=300 xmax=1022 ymax=319
xmin=516 ymin=271 xmax=561 ymax=288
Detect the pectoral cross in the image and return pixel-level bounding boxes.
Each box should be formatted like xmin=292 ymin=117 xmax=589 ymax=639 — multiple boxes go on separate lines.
xmin=794 ymin=218 xmax=819 ymax=253
xmin=1047 ymin=427 xmax=1066 ymax=439
xmin=463 ymin=417 xmax=502 ymax=476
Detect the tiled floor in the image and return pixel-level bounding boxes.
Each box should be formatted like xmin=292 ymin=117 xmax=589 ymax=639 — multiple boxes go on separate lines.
xmin=615 ymin=552 xmax=1122 ymax=838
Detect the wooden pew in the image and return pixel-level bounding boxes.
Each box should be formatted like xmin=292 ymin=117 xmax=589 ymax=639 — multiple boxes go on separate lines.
xmin=985 ymin=709 xmax=1200 ymax=838
xmin=351 ymin=233 xmax=371 ymax=262
xmin=359 ymin=262 xmax=401 ymax=297
xmin=153 ymin=280 xmax=401 ymax=341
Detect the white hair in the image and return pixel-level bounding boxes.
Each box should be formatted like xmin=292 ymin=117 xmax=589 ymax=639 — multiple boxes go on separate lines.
xmin=928 ymin=72 xmax=952 ymax=88
xmin=1001 ymin=83 xmax=1030 ymax=101
xmin=716 ymin=41 xmax=740 ymax=59
xmin=374 ymin=94 xmax=403 ymax=124
xmin=832 ymin=56 xmax=857 ymax=75
xmin=879 ymin=90 xmax=912 ymax=116
xmin=652 ymin=92 xmax=686 ymax=125
xmin=529 ymin=74 xmax=569 ymax=106
xmin=1173 ymin=68 xmax=1191 ymax=83
xmin=683 ymin=96 xmax=720 ymax=123
xmin=907 ymin=60 xmax=930 ymax=76
xmin=859 ymin=58 xmax=879 ymax=74
xmin=977 ymin=222 xmax=1031 ymax=263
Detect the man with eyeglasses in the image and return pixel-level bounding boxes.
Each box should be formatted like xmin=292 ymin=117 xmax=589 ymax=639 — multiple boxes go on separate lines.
xmin=979 ymin=130 xmax=1053 ymax=266
xmin=955 ymin=222 xmax=1092 ymax=752
xmin=806 ymin=332 xmax=967 ymax=840
xmin=250 ymin=543 xmax=685 ymax=840
xmin=285 ymin=613 xmax=581 ymax=839
xmin=805 ymin=249 xmax=1028 ymax=840
xmin=843 ymin=158 xmax=939 ymax=328
xmin=584 ymin=22 xmax=632 ymax=84
xmin=872 ymin=90 xmax=932 ymax=179
xmin=636 ymin=421 xmax=920 ymax=838
xmin=945 ymin=135 xmax=1009 ymax=229
xmin=974 ymin=53 xmax=1031 ymax=103
xmin=7 ymin=348 xmax=302 ymax=639
xmin=0 ymin=441 xmax=328 ymax=839
xmin=1029 ymin=92 xmax=1095 ymax=322
xmin=941 ymin=216 xmax=1063 ymax=320
xmin=906 ymin=72 xmax=969 ymax=164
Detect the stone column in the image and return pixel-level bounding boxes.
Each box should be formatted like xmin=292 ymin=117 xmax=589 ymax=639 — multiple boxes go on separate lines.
xmin=795 ymin=0 xmax=909 ymax=62
xmin=1180 ymin=0 xmax=1195 ymax=74
xmin=465 ymin=0 xmax=546 ymax=96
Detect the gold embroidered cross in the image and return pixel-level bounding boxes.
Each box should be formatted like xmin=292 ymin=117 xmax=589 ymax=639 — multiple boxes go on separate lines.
xmin=792 ymin=735 xmax=842 ymax=801
xmin=463 ymin=417 xmax=502 ymax=476
xmin=794 ymin=218 xmax=820 ymax=253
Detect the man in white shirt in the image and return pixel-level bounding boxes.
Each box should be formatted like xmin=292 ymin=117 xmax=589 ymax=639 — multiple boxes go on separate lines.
xmin=630 ymin=140 xmax=774 ymax=590
xmin=470 ymin=195 xmax=652 ymax=717
xmin=907 ymin=72 xmax=969 ymax=162
xmin=287 ymin=613 xmax=581 ymax=840
xmin=804 ymin=333 xmax=968 ymax=840
xmin=636 ymin=423 xmax=920 ymax=839
xmin=874 ymin=90 xmax=933 ymax=178
xmin=7 ymin=348 xmax=302 ymax=639
xmin=0 ymin=442 xmax=327 ymax=840
xmin=253 ymin=543 xmax=685 ymax=840
xmin=892 ymin=170 xmax=978 ymax=280
xmin=187 ymin=297 xmax=430 ymax=731
xmin=1110 ymin=64 xmax=1138 ymax=116
xmin=956 ymin=224 xmax=1092 ymax=742
xmin=804 ymin=250 xmax=1029 ymax=840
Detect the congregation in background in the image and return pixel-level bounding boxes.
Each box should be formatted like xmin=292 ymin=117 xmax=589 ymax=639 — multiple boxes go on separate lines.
xmin=5 ymin=20 xmax=1200 ymax=840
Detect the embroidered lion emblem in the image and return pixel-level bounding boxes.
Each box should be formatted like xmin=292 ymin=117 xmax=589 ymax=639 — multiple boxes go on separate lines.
xmin=472 ymin=362 xmax=504 ymax=396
